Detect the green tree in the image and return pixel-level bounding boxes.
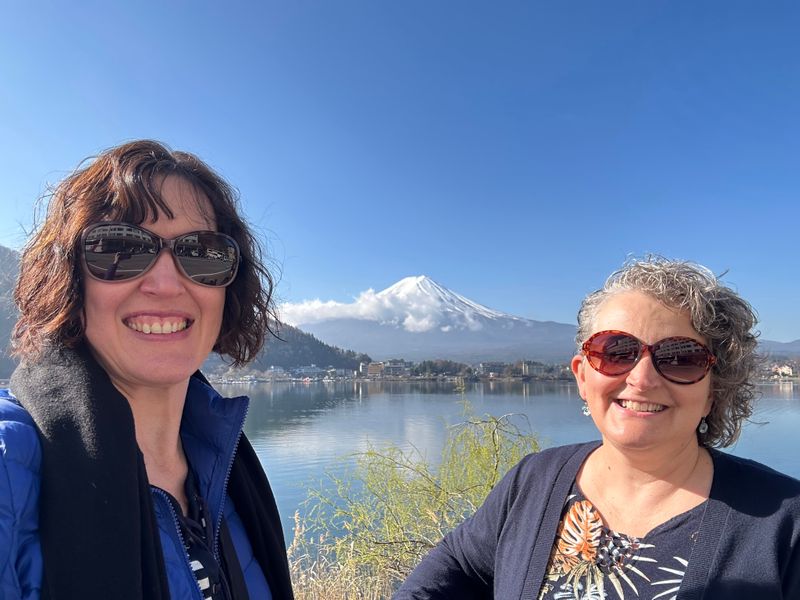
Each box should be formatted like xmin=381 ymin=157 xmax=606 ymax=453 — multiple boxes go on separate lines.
xmin=411 ymin=359 xmax=470 ymax=376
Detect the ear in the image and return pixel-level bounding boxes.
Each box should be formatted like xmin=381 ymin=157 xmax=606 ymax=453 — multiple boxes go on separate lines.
xmin=571 ymin=354 xmax=587 ymax=399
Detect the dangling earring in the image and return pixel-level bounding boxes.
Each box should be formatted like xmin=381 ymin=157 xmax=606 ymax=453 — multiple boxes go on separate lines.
xmin=582 ymin=403 xmax=591 ymax=417
xmin=698 ymin=417 xmax=709 ymax=434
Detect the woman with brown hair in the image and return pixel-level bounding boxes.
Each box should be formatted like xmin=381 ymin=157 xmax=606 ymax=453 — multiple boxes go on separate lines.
xmin=0 ymin=140 xmax=294 ymax=599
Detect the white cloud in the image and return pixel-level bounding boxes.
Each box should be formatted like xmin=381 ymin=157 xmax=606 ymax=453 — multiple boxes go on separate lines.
xmin=402 ymin=314 xmax=437 ymax=333
xmin=280 ymin=279 xmax=505 ymax=334
xmin=281 ymin=287 xmax=446 ymax=333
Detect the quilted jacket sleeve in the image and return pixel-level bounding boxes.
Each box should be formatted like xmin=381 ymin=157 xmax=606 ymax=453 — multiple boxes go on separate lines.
xmin=0 ymin=396 xmax=42 ymax=600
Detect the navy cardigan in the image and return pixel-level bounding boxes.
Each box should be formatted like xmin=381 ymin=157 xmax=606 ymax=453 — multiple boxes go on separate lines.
xmin=395 ymin=442 xmax=800 ymax=599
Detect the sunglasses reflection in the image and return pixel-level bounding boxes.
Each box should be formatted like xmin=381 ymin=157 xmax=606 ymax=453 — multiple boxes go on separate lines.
xmin=96 ymin=251 xmax=132 ymax=281
xmin=583 ymin=330 xmax=715 ymax=384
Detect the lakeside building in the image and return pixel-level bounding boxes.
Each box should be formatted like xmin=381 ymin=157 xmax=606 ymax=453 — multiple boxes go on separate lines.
xmin=478 ymin=362 xmax=507 ymax=378
xmin=326 ymin=367 xmax=357 ymax=379
xmin=366 ymin=362 xmax=385 ymax=377
xmin=520 ymin=361 xmax=548 ymax=377
xmin=771 ymin=364 xmax=794 ymax=378
xmin=384 ymin=359 xmax=412 ymax=377
xmin=264 ymin=366 xmax=288 ymax=380
xmin=293 ymin=365 xmax=327 ymax=379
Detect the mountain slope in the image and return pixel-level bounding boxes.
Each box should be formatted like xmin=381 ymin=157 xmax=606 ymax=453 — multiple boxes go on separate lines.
xmin=377 ymin=275 xmax=517 ymax=327
xmin=759 ymin=339 xmax=800 ymax=359
xmin=202 ymin=323 xmax=371 ymax=373
xmin=0 ymin=245 xmax=19 ymax=378
xmin=285 ymin=275 xmax=578 ymax=362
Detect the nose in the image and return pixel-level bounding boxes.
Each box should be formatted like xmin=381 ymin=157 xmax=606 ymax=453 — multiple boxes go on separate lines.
xmin=625 ymin=347 xmax=662 ymax=389
xmin=138 ymin=250 xmax=186 ymax=295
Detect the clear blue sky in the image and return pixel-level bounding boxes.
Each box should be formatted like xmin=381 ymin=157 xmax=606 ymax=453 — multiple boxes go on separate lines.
xmin=2 ymin=2 xmax=799 ymax=340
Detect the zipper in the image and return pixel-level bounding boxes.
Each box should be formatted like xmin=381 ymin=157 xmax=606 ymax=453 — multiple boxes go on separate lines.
xmin=212 ymin=400 xmax=249 ymax=561
xmin=152 ymin=487 xmax=205 ymax=600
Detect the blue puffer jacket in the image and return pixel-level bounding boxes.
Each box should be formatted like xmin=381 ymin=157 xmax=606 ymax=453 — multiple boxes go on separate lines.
xmin=0 ymin=379 xmax=272 ymax=599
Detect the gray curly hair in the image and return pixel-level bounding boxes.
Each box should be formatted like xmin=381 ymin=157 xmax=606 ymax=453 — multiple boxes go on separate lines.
xmin=576 ymin=256 xmax=760 ymax=448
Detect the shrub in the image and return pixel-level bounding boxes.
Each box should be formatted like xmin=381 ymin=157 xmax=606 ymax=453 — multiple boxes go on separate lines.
xmin=288 ymin=404 xmax=540 ymax=598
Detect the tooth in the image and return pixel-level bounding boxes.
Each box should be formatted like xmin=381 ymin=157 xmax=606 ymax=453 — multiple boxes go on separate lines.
xmin=621 ymin=400 xmax=664 ymax=413
xmin=127 ymin=319 xmax=190 ymax=334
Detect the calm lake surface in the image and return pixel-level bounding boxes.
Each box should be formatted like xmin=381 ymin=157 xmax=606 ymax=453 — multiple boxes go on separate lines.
xmin=220 ymin=379 xmax=800 ymax=544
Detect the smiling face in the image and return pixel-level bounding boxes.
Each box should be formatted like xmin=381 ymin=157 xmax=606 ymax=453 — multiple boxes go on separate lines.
xmin=82 ymin=176 xmax=226 ymax=393
xmin=571 ymin=290 xmax=713 ymax=455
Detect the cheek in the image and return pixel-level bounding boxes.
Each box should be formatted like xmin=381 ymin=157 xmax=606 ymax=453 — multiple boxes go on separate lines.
xmin=81 ymin=279 xmax=132 ymax=341
xmin=702 ymin=379 xmax=714 ymax=415
xmin=214 ymin=289 xmax=226 ymax=318
xmin=82 ymin=280 xmax=107 ymax=330
xmin=582 ymin=368 xmax=626 ymax=403
xmin=203 ymin=289 xmax=227 ymax=328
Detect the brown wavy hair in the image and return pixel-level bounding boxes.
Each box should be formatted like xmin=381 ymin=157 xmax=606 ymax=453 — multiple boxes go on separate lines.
xmin=575 ymin=256 xmax=761 ymax=448
xmin=13 ymin=139 xmax=277 ymax=366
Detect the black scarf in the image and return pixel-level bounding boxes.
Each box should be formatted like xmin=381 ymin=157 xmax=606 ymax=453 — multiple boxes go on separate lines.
xmin=11 ymin=344 xmax=294 ymax=600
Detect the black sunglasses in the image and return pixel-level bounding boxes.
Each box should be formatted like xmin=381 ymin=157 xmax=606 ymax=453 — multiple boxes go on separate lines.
xmin=82 ymin=222 xmax=240 ymax=287
xmin=582 ymin=330 xmax=716 ymax=385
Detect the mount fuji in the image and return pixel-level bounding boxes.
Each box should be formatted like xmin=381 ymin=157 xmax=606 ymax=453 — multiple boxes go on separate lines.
xmin=281 ymin=275 xmax=577 ymax=362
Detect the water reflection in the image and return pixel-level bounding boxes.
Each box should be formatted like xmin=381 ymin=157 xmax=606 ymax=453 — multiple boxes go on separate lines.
xmin=220 ymin=379 xmax=800 ymax=546
xmin=760 ymin=380 xmax=796 ymax=399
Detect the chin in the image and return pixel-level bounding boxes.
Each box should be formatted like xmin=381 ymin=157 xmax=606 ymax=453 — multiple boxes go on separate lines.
xmin=605 ymin=431 xmax=698 ymax=454
xmin=125 ymin=359 xmax=205 ymax=387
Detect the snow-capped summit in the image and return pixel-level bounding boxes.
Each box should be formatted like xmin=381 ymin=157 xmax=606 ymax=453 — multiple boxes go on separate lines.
xmin=377 ymin=275 xmax=514 ymax=322
xmin=281 ymin=276 xmax=576 ymax=362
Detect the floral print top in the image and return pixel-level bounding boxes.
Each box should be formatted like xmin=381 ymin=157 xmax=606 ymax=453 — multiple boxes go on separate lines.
xmin=538 ymin=484 xmax=706 ymax=600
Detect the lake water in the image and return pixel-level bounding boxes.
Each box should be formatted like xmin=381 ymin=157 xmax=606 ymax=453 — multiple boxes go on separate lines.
xmin=220 ymin=379 xmax=800 ymax=545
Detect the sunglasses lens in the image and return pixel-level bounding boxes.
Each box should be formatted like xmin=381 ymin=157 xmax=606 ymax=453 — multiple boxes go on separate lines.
xmin=652 ymin=338 xmax=712 ymax=384
xmin=584 ymin=330 xmax=714 ymax=384
xmin=83 ymin=224 xmax=159 ymax=281
xmin=83 ymin=224 xmax=239 ymax=287
xmin=174 ymin=232 xmax=239 ymax=286
xmin=584 ymin=332 xmax=642 ymax=376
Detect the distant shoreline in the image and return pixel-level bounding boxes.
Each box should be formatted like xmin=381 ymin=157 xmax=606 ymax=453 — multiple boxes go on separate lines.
xmin=213 ymin=374 xmax=799 ymax=385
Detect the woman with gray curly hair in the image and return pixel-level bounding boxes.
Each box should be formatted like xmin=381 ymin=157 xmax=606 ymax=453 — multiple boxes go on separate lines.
xmin=574 ymin=257 xmax=759 ymax=449
xmin=397 ymin=257 xmax=800 ymax=599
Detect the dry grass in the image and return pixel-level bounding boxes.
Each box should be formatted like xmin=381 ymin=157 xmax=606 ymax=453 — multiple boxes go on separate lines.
xmin=288 ymin=513 xmax=397 ymax=599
